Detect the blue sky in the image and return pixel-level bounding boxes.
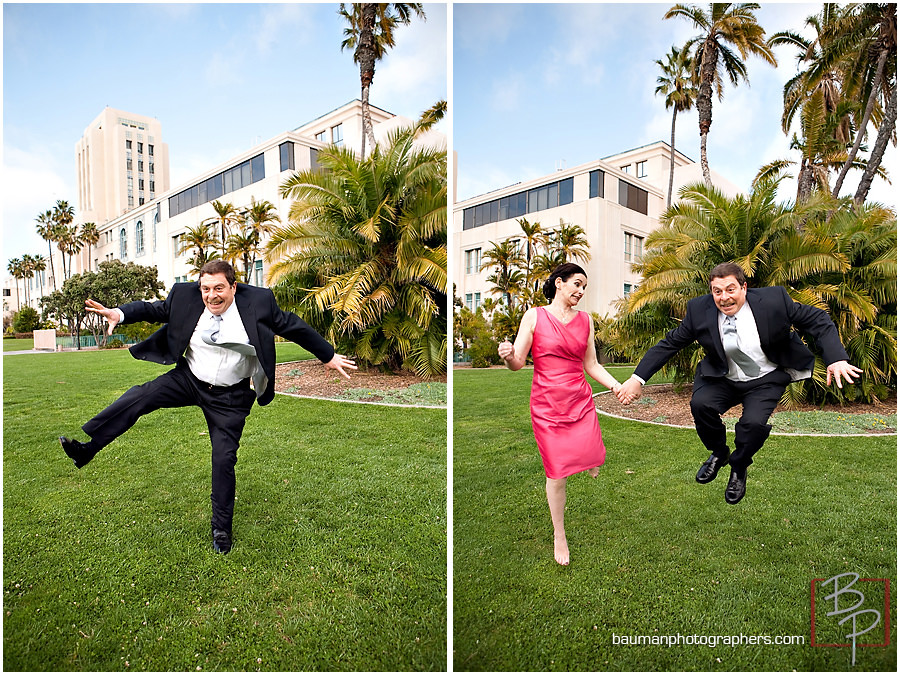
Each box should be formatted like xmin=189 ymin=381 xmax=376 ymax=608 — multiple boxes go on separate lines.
xmin=3 ymin=2 xmax=447 ymax=261
xmin=453 ymin=2 xmax=896 ymax=208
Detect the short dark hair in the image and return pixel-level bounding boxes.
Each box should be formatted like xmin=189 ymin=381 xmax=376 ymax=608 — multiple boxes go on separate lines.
xmin=199 ymin=260 xmax=236 ymax=286
xmin=542 ymin=262 xmax=587 ymax=301
xmin=709 ymin=262 xmax=746 ymax=287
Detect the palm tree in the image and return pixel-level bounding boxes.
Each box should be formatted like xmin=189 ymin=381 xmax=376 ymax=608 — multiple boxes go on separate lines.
xmin=35 ymin=210 xmax=59 ymax=291
xmin=56 ymin=226 xmax=82 ymax=281
xmin=339 ymin=2 xmax=426 ymax=157
xmin=664 ymin=3 xmax=777 ymax=186
xmin=19 ymin=254 xmax=39 ymax=307
xmin=178 ymin=224 xmax=220 ymax=278
xmin=224 ymin=229 xmax=261 ymax=284
xmin=552 ymin=221 xmax=591 ymax=264
xmin=32 ymin=255 xmax=46 ymax=301
xmin=655 ymin=43 xmax=698 ymax=208
xmin=516 ymin=217 xmax=544 ymax=307
xmin=267 ymin=121 xmax=446 ymax=377
xmin=827 ymin=3 xmax=897 ymax=202
xmin=203 ymin=201 xmax=241 ymax=257
xmin=7 ymin=257 xmax=23 ymax=309
xmin=241 ymin=197 xmax=281 ymax=281
xmin=417 ymin=99 xmax=447 ymax=133
xmin=80 ymin=222 xmax=100 ymax=271
xmin=480 ymin=239 xmax=525 ymax=311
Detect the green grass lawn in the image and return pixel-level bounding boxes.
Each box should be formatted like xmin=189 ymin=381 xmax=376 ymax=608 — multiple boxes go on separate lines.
xmin=453 ymin=368 xmax=896 ymax=672
xmin=3 ymin=348 xmax=447 ymax=671
xmin=3 ymin=337 xmax=35 ymax=351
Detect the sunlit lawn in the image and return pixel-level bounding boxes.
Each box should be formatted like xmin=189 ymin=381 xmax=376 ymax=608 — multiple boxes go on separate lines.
xmin=3 ymin=347 xmax=447 ymax=671
xmin=453 ymin=367 xmax=896 ymax=672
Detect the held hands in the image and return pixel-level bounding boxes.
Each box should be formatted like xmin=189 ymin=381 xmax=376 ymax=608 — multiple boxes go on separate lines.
xmin=325 ymin=353 xmax=357 ymax=380
xmin=616 ymin=377 xmax=642 ymax=405
xmin=826 ymin=360 xmax=863 ymax=389
xmin=85 ymin=299 xmax=120 ymax=335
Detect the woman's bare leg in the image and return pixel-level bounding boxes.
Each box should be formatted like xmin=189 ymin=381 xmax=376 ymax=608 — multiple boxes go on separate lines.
xmin=546 ymin=477 xmax=569 ymax=565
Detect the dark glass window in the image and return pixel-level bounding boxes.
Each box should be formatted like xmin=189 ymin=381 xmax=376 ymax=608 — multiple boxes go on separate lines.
xmin=463 ymin=207 xmax=475 ymax=230
xmin=148 ymin=144 xmax=154 ymax=156
xmin=590 ymin=170 xmax=605 ymax=198
xmin=618 ymin=180 xmax=648 ymax=215
xmin=559 ymin=177 xmax=574 ymax=205
xmin=280 ymin=142 xmax=295 ymax=171
xmin=310 ymin=148 xmax=320 ymax=171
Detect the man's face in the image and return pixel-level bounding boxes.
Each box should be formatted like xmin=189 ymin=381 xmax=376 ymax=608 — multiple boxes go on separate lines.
xmin=710 ymin=275 xmax=747 ymax=316
xmin=199 ymin=272 xmax=236 ymax=315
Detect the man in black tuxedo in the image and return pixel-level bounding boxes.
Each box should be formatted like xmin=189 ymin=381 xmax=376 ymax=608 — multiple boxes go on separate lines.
xmin=59 ymin=260 xmax=356 ymax=553
xmin=617 ymin=262 xmax=861 ymax=504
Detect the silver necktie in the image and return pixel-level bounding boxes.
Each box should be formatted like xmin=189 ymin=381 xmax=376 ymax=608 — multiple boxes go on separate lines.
xmin=723 ymin=315 xmax=760 ymax=377
xmin=200 ymin=315 xmax=268 ymax=394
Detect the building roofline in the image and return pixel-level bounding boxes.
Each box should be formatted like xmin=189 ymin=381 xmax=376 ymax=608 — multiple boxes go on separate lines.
xmin=292 ymin=99 xmax=394 ymax=133
xmin=603 ymin=140 xmax=694 ymax=164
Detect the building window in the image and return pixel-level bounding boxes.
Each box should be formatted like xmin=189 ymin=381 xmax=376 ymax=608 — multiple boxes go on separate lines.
xmin=310 ymin=148 xmax=320 ymax=172
xmin=624 ymin=283 xmax=636 ymax=296
xmin=315 ymin=130 xmax=326 ymax=143
xmin=624 ymin=232 xmax=644 ymax=264
xmin=150 ymin=181 xmax=155 ymax=192
xmin=279 ymin=141 xmax=295 ymax=172
xmin=126 ymin=140 xmax=132 ymax=150
xmin=120 ymin=228 xmax=128 ymax=259
xmin=589 ymin=169 xmax=605 ymax=199
xmin=618 ymin=180 xmax=648 ymax=215
xmin=138 ymin=160 xmax=144 ymax=172
xmin=148 ymin=144 xmax=154 ymax=156
xmin=331 ymin=124 xmax=343 ymax=145
xmin=621 ymin=165 xmax=631 ymax=175
xmin=149 ymin=162 xmax=154 ymax=174
xmin=138 ymin=179 xmax=144 ymax=190
xmin=253 ymin=260 xmax=264 ymax=287
xmin=636 ymin=161 xmax=647 ymax=179
xmin=127 ymin=159 xmax=133 ymax=170
xmin=137 ymin=142 xmax=143 ymax=154
xmin=463 ymin=176 xmax=574 ymax=230
xmin=135 ymin=221 xmax=144 ymax=256
xmin=465 ymin=248 xmax=482 ymax=275
xmin=173 ymin=234 xmax=184 ymax=261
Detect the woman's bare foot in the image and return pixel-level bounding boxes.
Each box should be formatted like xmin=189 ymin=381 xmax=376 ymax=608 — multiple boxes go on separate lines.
xmin=554 ymin=533 xmax=569 ymax=565
xmin=588 ymin=466 xmax=600 ymax=478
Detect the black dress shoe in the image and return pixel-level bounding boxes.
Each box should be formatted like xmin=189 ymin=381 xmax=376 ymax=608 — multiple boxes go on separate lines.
xmin=725 ymin=467 xmax=747 ymax=504
xmin=59 ymin=437 xmax=97 ymax=469
xmin=696 ymin=452 xmax=729 ymax=484
xmin=212 ymin=529 xmax=232 ymax=554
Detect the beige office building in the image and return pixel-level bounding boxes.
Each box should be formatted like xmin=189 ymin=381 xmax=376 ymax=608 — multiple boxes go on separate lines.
xmin=4 ymin=100 xmax=443 ymax=320
xmin=453 ymin=141 xmax=739 ymax=319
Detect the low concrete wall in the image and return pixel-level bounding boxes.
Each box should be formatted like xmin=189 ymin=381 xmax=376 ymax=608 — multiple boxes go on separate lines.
xmin=34 ymin=328 xmax=57 ymax=350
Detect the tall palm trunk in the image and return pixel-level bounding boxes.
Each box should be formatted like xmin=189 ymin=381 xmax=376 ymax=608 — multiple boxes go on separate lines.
xmin=696 ymin=38 xmax=718 ymax=187
xmin=667 ymin=108 xmax=677 ymax=208
xmin=358 ymin=3 xmax=379 ymax=158
xmin=46 ymin=240 xmax=57 ymax=291
xmin=854 ymin=80 xmax=896 ymax=205
xmin=832 ymin=47 xmax=890 ymax=197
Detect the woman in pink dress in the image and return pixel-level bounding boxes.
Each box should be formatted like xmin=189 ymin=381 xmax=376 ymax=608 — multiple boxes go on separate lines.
xmin=498 ymin=263 xmax=622 ymax=566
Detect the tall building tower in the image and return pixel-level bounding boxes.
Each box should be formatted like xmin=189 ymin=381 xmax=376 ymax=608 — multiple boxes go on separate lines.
xmin=75 ymin=107 xmax=170 ymax=227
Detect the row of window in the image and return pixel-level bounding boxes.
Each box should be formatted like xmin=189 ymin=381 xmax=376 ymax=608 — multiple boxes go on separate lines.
xmin=314 ymin=123 xmax=344 ymax=146
xmin=168 ymin=153 xmax=265 ymax=218
xmin=462 ymin=171 xmax=649 ymax=230
xmin=620 ymin=160 xmax=647 ymax=178
xmin=462 ymin=177 xmax=575 ymax=230
xmin=118 ymin=216 xmax=160 ymax=259
xmin=464 ymin=282 xmax=639 ymax=312
xmin=125 ymin=140 xmax=154 ymax=156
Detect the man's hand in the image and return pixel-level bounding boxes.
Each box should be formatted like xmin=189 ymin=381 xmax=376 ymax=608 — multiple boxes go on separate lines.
xmin=617 ymin=377 xmax=642 ymax=405
xmin=325 ymin=353 xmax=357 ymax=379
xmin=85 ymin=299 xmax=121 ymax=335
xmin=826 ymin=360 xmax=863 ymax=389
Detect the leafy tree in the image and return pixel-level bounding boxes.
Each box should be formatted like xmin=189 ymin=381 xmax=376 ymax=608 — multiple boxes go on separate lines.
xmin=479 ymin=239 xmax=525 ymax=310
xmin=52 ymin=200 xmax=76 ymax=280
xmin=6 ymin=257 xmax=24 ymax=309
xmin=655 ymin=43 xmax=698 ymax=207
xmin=664 ymin=2 xmax=777 ymax=186
xmin=41 ymin=260 xmax=165 ymax=350
xmin=12 ymin=306 xmax=40 ymax=333
xmin=224 ymin=229 xmax=261 ymax=284
xmin=339 ymin=2 xmax=426 ymax=157
xmin=267 ymin=116 xmax=446 ymax=377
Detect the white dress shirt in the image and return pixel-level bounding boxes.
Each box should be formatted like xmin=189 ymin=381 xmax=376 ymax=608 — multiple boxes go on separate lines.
xmin=717 ymin=303 xmax=778 ymax=382
xmin=184 ymin=302 xmax=257 ymax=386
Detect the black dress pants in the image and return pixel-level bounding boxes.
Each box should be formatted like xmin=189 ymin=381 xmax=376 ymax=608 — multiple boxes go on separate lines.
xmin=689 ymin=369 xmax=792 ymax=470
xmin=82 ymin=359 xmax=257 ymax=533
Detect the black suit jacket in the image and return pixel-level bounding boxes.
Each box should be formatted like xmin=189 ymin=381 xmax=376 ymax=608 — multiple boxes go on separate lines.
xmin=119 ymin=282 xmax=335 ymax=406
xmin=633 ymin=286 xmax=849 ymax=384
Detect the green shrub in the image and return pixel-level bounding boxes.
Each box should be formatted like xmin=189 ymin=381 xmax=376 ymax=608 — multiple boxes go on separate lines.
xmin=11 ymin=306 xmax=40 ymax=333
xmin=469 ymin=331 xmax=502 ymax=368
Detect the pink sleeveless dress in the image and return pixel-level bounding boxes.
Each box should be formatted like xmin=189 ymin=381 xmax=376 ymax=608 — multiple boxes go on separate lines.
xmin=530 ymin=307 xmax=606 ymax=479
